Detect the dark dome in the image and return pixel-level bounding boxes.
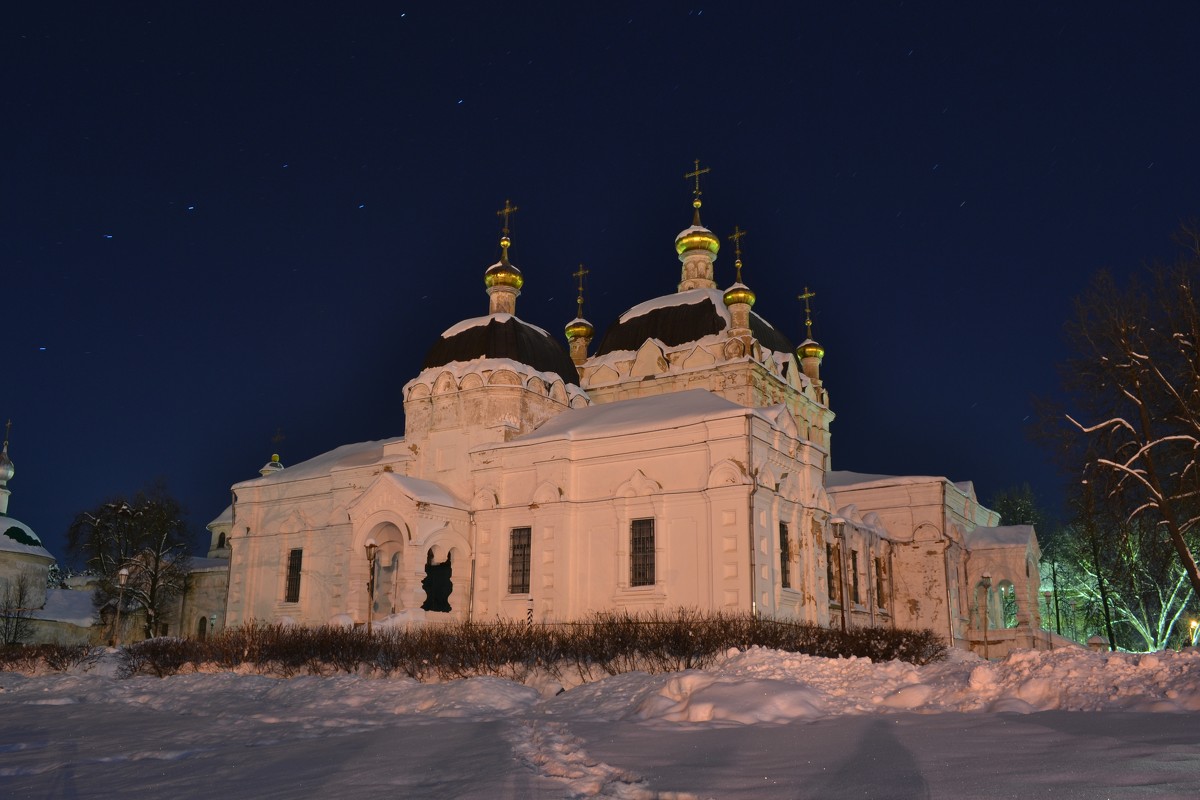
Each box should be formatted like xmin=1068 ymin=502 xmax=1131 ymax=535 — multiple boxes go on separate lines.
xmin=595 ymin=289 xmax=794 ymax=356
xmin=423 ymin=315 xmax=581 ymax=386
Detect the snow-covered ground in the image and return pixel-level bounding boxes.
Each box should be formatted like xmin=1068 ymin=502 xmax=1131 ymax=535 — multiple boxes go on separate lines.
xmin=2 ymin=646 xmax=1199 ymax=798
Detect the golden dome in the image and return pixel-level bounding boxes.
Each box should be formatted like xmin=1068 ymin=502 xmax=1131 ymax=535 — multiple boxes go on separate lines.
xmin=675 ymin=225 xmax=721 ymax=256
xmin=797 ymin=339 xmax=825 ymax=361
xmin=723 ymin=283 xmax=756 ymax=307
xmin=565 ymin=317 xmax=594 ymax=341
xmin=484 ymin=260 xmax=524 ymax=291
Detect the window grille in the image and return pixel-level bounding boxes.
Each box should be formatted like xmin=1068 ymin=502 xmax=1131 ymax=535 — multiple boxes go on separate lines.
xmin=779 ymin=522 xmax=791 ymax=589
xmin=850 ymin=549 xmax=860 ymax=604
xmin=509 ymin=527 xmax=531 ymax=594
xmin=826 ymin=542 xmax=841 ymax=605
xmin=630 ymin=518 xmax=655 ymax=587
xmin=284 ymin=548 xmax=303 ymax=603
xmin=875 ymin=556 xmax=887 ymax=609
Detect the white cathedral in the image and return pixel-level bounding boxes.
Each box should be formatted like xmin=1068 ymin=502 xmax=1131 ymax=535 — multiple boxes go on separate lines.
xmin=185 ymin=183 xmax=1050 ymax=659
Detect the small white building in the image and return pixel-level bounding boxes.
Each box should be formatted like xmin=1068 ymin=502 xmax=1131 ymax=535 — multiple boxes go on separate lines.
xmin=213 ymin=190 xmax=1045 ymax=656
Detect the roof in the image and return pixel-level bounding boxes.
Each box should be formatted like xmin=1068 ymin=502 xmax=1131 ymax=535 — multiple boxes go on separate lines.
xmin=502 ymin=389 xmax=766 ymax=445
xmin=423 ymin=314 xmax=580 ymax=386
xmin=594 ymin=288 xmax=794 ymax=356
xmin=207 ymin=505 xmax=233 ymax=529
xmin=233 ymin=437 xmax=404 ymax=489
xmin=965 ymin=525 xmax=1037 ymax=550
xmin=32 ymin=588 xmax=96 ymax=627
xmin=358 ymin=472 xmax=467 ymax=510
xmin=826 ymin=470 xmax=975 ymax=492
xmin=0 ymin=515 xmax=54 ymax=560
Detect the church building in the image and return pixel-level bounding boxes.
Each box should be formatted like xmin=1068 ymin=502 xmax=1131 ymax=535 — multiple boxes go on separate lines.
xmin=208 ymin=174 xmax=1046 ymax=657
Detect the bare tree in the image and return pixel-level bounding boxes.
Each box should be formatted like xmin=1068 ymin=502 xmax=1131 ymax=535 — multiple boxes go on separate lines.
xmin=0 ymin=571 xmax=37 ymax=646
xmin=1063 ymin=225 xmax=1200 ymax=600
xmin=67 ymin=484 xmax=193 ymax=640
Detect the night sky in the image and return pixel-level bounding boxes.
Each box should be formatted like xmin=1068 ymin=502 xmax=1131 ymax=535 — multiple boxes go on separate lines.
xmin=6 ymin=3 xmax=1199 ymax=564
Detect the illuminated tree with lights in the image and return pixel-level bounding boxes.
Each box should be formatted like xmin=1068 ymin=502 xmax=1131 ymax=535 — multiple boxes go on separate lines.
xmin=1062 ymin=224 xmax=1200 ymax=607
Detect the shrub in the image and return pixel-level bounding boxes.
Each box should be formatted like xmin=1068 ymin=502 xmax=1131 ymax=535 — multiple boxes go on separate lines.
xmin=107 ymin=612 xmax=945 ymax=679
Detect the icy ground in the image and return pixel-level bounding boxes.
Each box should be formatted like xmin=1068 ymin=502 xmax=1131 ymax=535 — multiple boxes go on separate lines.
xmin=2 ymin=646 xmax=1199 ymax=799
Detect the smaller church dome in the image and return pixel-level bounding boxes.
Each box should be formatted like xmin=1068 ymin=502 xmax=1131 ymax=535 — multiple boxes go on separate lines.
xmin=0 ymin=450 xmax=12 ymax=483
xmin=260 ymin=453 xmax=285 ymax=477
xmin=723 ymin=283 xmax=756 ymax=308
xmin=674 ymin=224 xmax=721 ymax=257
xmin=565 ymin=317 xmax=594 ymax=341
xmin=797 ymin=339 xmax=825 ymax=361
xmin=484 ymin=258 xmax=525 ymax=291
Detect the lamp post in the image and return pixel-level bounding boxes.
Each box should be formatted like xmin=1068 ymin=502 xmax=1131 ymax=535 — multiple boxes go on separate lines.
xmin=1189 ymin=619 xmax=1197 ymax=647
xmin=112 ymin=567 xmax=130 ymax=647
xmin=364 ymin=538 xmax=379 ymax=636
xmin=980 ymin=573 xmax=992 ymax=661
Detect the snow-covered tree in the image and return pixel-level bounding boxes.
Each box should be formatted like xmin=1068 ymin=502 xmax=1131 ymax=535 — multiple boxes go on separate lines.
xmin=0 ymin=571 xmax=37 ymax=645
xmin=1063 ymin=225 xmax=1200 ymax=601
xmin=66 ymin=485 xmax=193 ymax=640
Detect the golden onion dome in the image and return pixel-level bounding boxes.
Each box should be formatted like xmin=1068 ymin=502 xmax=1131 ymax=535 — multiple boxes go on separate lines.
xmin=723 ymin=282 xmax=756 ymax=307
xmin=675 ymin=225 xmax=721 ymax=256
xmin=565 ymin=317 xmax=595 ymax=341
xmin=484 ymin=260 xmax=525 ymax=291
xmin=796 ymin=339 xmax=825 ymax=361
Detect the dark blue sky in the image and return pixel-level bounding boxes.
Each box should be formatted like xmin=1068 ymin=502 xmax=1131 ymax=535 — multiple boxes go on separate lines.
xmin=5 ymin=2 xmax=1198 ymax=563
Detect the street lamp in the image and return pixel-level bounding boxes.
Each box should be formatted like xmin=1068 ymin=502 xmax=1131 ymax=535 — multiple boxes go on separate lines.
xmin=980 ymin=573 xmax=992 ymax=661
xmin=364 ymin=538 xmax=379 ymax=636
xmin=1189 ymin=619 xmax=1198 ymax=647
xmin=112 ymin=567 xmax=130 ymax=647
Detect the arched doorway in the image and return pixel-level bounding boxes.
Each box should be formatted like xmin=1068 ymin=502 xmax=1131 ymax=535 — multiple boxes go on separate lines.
xmin=421 ymin=549 xmax=453 ymax=612
xmin=197 ymin=616 xmax=208 ymax=641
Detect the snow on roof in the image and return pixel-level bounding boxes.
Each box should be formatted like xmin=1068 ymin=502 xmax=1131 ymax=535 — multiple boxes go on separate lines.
xmin=406 ymin=357 xmax=588 ymax=401
xmin=617 ymin=288 xmax=731 ymax=324
xmin=188 ymin=557 xmax=232 ymax=572
xmin=503 ymin=389 xmax=768 ymax=445
xmin=826 ymin=471 xmax=960 ymax=490
xmin=31 ymin=588 xmax=97 ymax=627
xmin=0 ymin=516 xmax=53 ymax=559
xmin=233 ymin=437 xmax=405 ymax=489
xmin=207 ymin=505 xmax=233 ymax=529
xmin=369 ymin=472 xmax=467 ymax=510
xmin=440 ymin=313 xmax=552 ymax=340
xmin=965 ymin=525 xmax=1036 ymax=550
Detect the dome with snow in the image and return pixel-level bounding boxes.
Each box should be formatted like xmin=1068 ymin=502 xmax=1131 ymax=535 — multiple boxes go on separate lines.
xmin=423 ymin=314 xmax=581 ymax=386
xmin=594 ymin=288 xmax=794 ymax=357
xmin=0 ymin=517 xmax=52 ymax=560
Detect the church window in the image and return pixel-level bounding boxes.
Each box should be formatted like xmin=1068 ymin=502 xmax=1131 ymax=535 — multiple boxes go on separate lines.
xmin=826 ymin=543 xmax=842 ymax=605
xmin=850 ymin=550 xmax=861 ymax=604
xmin=509 ymin=527 xmax=531 ymax=594
xmin=875 ymin=556 xmax=887 ymax=610
xmin=217 ymin=532 xmax=226 ymax=549
xmin=630 ymin=518 xmax=655 ymax=587
xmin=285 ymin=548 xmax=303 ymax=602
xmin=779 ymin=522 xmax=791 ymax=589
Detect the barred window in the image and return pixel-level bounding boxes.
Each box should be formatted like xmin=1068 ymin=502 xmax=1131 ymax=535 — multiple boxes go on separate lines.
xmin=630 ymin=518 xmax=655 ymax=587
xmin=875 ymin=556 xmax=888 ymax=609
xmin=284 ymin=548 xmax=303 ymax=603
xmin=779 ymin=522 xmax=791 ymax=589
xmin=850 ymin=549 xmax=861 ymax=604
xmin=826 ymin=542 xmax=841 ymax=605
xmin=509 ymin=527 xmax=531 ymax=594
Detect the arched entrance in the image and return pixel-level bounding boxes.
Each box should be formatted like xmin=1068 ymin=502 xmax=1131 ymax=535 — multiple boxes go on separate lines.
xmin=421 ymin=548 xmax=453 ymax=612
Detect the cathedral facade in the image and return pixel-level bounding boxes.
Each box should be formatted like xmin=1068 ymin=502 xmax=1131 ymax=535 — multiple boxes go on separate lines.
xmin=208 ymin=187 xmax=1046 ymax=657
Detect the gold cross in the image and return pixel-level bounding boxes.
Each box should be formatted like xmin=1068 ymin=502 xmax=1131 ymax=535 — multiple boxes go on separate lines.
xmin=729 ymin=226 xmax=747 ymax=282
xmin=496 ymin=199 xmax=519 ymax=237
xmin=798 ymin=287 xmax=816 ymax=338
xmin=573 ymin=264 xmax=589 ymax=317
xmin=684 ymin=159 xmax=710 ymax=199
